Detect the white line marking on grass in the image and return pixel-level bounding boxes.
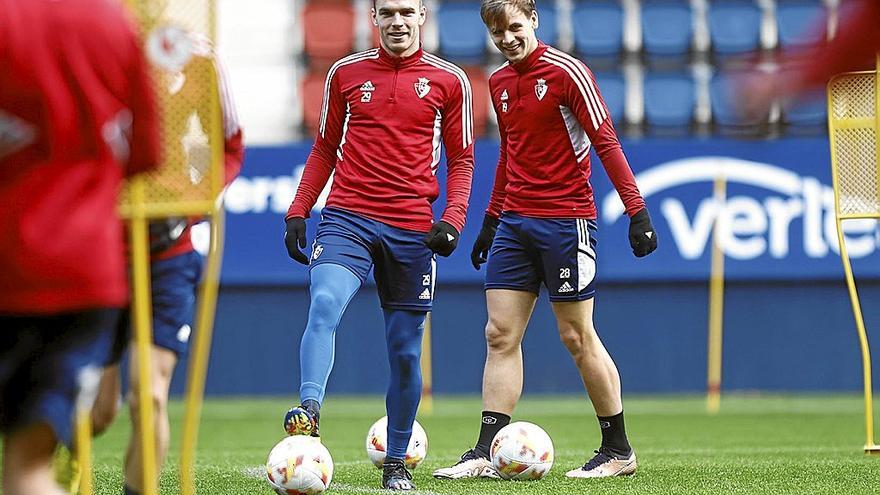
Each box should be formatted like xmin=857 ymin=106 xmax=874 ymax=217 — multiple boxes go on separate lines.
xmin=244 ymin=467 xmax=443 ymax=495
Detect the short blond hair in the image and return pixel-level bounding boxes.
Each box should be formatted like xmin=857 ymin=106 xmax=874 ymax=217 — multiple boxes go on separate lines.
xmin=480 ymin=0 xmax=537 ymax=26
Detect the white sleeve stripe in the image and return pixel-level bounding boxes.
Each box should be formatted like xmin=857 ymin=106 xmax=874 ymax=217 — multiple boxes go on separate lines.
xmin=543 ymin=55 xmax=604 ymax=125
xmin=542 ymin=52 xmax=604 ymax=126
xmin=540 ymin=56 xmax=599 ymax=130
xmin=186 ymin=33 xmax=241 ymax=138
xmin=213 ymin=54 xmax=241 ymax=138
xmin=421 ymin=53 xmax=473 ymax=148
xmin=422 ymin=54 xmax=473 ymax=147
xmin=319 ymin=50 xmax=380 ymax=137
xmin=545 ymin=48 xmax=607 ymax=122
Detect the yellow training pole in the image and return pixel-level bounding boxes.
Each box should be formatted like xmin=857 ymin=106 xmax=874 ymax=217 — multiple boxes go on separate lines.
xmin=707 ymin=175 xmax=727 ymax=415
xmin=74 ymin=409 xmax=93 ymax=495
xmin=419 ymin=312 xmax=434 ymax=415
xmin=180 ymin=208 xmax=225 ymax=495
xmin=835 ymin=218 xmax=879 ymax=454
xmin=826 ymin=55 xmax=880 ymax=454
xmin=129 ymin=178 xmax=159 ymax=495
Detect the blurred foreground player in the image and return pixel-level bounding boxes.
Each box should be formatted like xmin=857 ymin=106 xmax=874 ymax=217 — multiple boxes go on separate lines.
xmin=0 ymin=0 xmax=160 ymax=493
xmin=738 ymin=0 xmax=880 ymax=119
xmin=77 ymin=34 xmax=243 ymax=495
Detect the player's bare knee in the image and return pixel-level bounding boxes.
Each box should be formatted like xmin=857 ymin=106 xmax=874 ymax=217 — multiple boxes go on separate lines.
xmin=558 ymin=327 xmax=586 ymax=357
xmin=485 ymin=321 xmax=519 ymax=353
xmin=128 ymin=386 xmax=170 ymax=419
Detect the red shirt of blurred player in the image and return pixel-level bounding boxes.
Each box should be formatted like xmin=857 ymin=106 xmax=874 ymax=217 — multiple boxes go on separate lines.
xmin=741 ymin=0 xmax=880 ymax=116
xmin=0 ymin=0 xmax=161 ymax=314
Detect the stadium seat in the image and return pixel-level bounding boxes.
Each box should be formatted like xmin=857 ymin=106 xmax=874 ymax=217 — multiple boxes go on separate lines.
xmin=436 ymin=1 xmax=486 ymax=64
xmin=783 ymin=90 xmax=827 ymax=135
xmin=572 ymin=1 xmax=624 ymax=71
xmin=776 ymin=1 xmax=826 ymax=50
xmin=707 ymin=0 xmax=762 ymax=60
xmin=710 ymin=71 xmax=767 ymax=136
xmin=463 ymin=66 xmax=489 ymax=138
xmin=643 ymin=72 xmax=695 ymax=135
xmin=302 ymin=1 xmax=355 ymax=68
xmin=535 ymin=3 xmax=560 ymax=47
xmin=301 ymin=70 xmax=325 ymax=136
xmin=594 ymin=72 xmax=626 ymax=126
xmin=640 ymin=0 xmax=693 ymax=68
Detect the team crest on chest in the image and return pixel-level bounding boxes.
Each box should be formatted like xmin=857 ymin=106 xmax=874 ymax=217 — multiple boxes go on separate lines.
xmin=414 ymin=77 xmax=431 ymax=99
xmin=535 ymin=78 xmax=548 ymax=101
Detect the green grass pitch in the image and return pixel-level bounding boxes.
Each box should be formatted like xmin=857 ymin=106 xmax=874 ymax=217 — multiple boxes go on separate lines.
xmin=79 ymin=394 xmax=879 ymax=494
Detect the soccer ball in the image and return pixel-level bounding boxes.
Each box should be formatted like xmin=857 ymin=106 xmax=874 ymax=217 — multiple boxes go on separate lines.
xmin=490 ymin=421 xmax=554 ymax=481
xmin=265 ymin=436 xmax=333 ymax=495
xmin=365 ymin=416 xmax=428 ymax=469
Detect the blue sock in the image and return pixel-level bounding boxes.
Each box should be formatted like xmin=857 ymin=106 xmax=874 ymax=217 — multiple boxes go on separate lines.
xmin=383 ymin=309 xmax=426 ymax=460
xmin=299 ymin=264 xmax=361 ymax=404
xmin=123 ymin=486 xmax=140 ymax=495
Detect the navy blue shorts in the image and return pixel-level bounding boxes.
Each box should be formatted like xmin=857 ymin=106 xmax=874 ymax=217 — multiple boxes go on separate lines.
xmin=114 ymin=250 xmax=203 ymax=360
xmin=0 ymin=309 xmax=121 ymax=447
xmin=486 ymin=213 xmax=598 ymax=301
xmin=310 ymin=208 xmax=435 ymax=311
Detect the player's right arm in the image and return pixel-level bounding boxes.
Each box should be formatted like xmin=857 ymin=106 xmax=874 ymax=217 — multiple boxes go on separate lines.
xmin=284 ymin=65 xmax=347 ymax=264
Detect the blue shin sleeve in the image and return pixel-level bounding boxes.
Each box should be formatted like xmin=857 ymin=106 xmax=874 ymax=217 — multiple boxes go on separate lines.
xmin=383 ymin=308 xmax=427 ymax=460
xmin=299 ymin=264 xmax=361 ymax=404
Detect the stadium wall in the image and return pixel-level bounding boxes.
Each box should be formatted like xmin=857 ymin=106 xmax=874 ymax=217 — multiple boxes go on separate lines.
xmin=169 ymin=138 xmax=880 ymax=395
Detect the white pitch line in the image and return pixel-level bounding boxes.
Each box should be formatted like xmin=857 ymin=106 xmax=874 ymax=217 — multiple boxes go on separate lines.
xmin=243 ymin=467 xmax=444 ymax=495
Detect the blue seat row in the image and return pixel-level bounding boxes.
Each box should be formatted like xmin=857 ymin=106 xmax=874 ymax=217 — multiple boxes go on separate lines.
xmin=435 ymin=1 xmax=827 ymax=67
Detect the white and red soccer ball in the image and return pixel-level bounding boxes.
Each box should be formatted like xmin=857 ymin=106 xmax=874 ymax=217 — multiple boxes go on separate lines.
xmin=265 ymin=436 xmax=333 ymax=495
xmin=490 ymin=421 xmax=554 ymax=480
xmin=365 ymin=416 xmax=428 ymax=469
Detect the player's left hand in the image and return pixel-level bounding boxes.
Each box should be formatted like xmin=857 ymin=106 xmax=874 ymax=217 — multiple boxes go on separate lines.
xmin=284 ymin=217 xmax=309 ymax=265
xmin=628 ymin=208 xmax=657 ymax=258
xmin=423 ymin=221 xmax=459 ymax=257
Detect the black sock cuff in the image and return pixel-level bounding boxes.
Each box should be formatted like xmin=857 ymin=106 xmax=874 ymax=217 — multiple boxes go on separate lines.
xmin=123 ymin=486 xmax=141 ymax=495
xmin=481 ymin=410 xmax=511 ymax=423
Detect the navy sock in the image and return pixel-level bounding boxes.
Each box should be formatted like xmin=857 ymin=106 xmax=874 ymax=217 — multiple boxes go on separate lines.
xmin=383 ymin=309 xmax=426 ymax=460
xmin=474 ymin=411 xmax=510 ymax=457
xmin=123 ymin=486 xmax=140 ymax=495
xmin=598 ymin=411 xmax=632 ymax=457
xmin=299 ymin=264 xmax=360 ymax=404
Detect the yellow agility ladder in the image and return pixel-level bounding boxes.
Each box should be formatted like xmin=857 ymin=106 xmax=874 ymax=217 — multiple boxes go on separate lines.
xmin=827 ymin=54 xmax=880 ymax=455
xmin=73 ymin=1 xmax=224 ymax=494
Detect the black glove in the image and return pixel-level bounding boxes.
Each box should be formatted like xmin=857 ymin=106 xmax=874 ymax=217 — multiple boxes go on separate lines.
xmin=470 ymin=215 xmax=500 ymax=270
xmin=628 ymin=208 xmax=657 ymax=258
xmin=149 ymin=217 xmax=188 ymax=254
xmin=423 ymin=220 xmax=459 ymax=257
xmin=284 ymin=217 xmax=309 ymax=265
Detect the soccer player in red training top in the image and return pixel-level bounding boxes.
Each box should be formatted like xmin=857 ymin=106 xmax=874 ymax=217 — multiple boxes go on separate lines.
xmin=0 ymin=0 xmax=160 ymax=493
xmin=80 ymin=36 xmax=243 ymax=495
xmin=739 ymin=0 xmax=880 ymax=119
xmin=282 ymin=0 xmax=474 ymax=489
xmin=433 ymin=0 xmax=656 ymax=481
